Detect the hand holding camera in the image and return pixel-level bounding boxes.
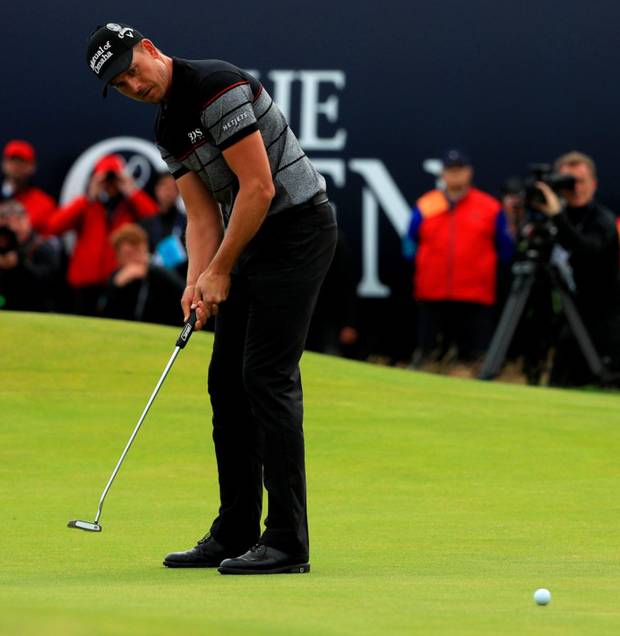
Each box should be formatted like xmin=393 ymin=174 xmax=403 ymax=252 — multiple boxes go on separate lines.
xmin=533 ymin=181 xmax=563 ymax=217
xmin=115 ymin=171 xmax=137 ymax=197
xmin=87 ymin=163 xmax=136 ymax=201
xmin=87 ymin=171 xmax=107 ymax=201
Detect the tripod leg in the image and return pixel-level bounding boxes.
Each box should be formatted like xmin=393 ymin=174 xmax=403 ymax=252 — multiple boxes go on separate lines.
xmin=478 ymin=274 xmax=535 ymax=380
xmin=555 ymin=287 xmax=608 ymax=381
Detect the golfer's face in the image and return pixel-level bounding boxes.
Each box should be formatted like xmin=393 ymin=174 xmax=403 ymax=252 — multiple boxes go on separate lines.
xmin=111 ymin=45 xmax=168 ymax=104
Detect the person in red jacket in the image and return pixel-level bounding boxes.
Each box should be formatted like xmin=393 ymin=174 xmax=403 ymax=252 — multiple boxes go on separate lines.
xmin=47 ymin=154 xmax=158 ymax=315
xmin=406 ymin=150 xmax=514 ymax=374
xmin=2 ymin=140 xmax=57 ymax=235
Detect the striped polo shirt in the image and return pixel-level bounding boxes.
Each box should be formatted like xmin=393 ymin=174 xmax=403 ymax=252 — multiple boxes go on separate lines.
xmin=155 ymin=58 xmax=326 ymax=219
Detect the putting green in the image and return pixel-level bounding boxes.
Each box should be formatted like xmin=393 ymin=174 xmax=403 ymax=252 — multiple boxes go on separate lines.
xmin=1 ymin=311 xmax=619 ymax=635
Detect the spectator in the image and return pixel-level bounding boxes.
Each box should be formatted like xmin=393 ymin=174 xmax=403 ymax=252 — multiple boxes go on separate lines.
xmin=47 ymin=154 xmax=158 ymax=315
xmin=100 ymin=224 xmax=185 ymax=326
xmin=534 ymin=151 xmax=620 ymax=386
xmin=141 ymin=172 xmax=187 ymax=278
xmin=1 ymin=140 xmax=56 ymax=235
xmin=0 ymin=200 xmax=60 ymax=311
xmin=406 ymin=149 xmax=514 ymax=374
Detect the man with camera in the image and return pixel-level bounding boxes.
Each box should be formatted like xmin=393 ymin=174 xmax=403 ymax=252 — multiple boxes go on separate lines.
xmin=47 ymin=154 xmax=158 ymax=315
xmin=533 ymin=151 xmax=620 ymax=386
xmin=0 ymin=200 xmax=60 ymax=311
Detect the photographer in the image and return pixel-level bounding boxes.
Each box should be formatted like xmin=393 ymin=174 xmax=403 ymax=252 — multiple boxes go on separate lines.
xmin=533 ymin=151 xmax=620 ymax=386
xmin=0 ymin=200 xmax=60 ymax=311
xmin=47 ymin=154 xmax=158 ymax=315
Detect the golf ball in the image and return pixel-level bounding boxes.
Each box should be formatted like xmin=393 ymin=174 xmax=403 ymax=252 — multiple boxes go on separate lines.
xmin=534 ymin=588 xmax=551 ymax=605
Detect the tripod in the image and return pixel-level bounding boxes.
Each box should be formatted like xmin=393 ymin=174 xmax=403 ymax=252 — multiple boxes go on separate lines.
xmin=478 ymin=257 xmax=612 ymax=385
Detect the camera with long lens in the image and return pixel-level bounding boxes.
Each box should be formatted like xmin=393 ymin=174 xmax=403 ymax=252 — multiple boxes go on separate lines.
xmin=522 ymin=163 xmax=576 ymax=209
xmin=506 ymin=164 xmax=577 ymax=262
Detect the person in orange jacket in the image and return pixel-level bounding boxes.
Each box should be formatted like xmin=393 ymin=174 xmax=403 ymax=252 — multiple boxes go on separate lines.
xmin=47 ymin=154 xmax=158 ymax=315
xmin=1 ymin=140 xmax=57 ymax=236
xmin=406 ymin=149 xmax=514 ymax=373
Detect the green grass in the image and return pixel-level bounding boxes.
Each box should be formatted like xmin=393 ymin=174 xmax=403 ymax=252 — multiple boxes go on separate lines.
xmin=1 ymin=311 xmax=619 ymax=635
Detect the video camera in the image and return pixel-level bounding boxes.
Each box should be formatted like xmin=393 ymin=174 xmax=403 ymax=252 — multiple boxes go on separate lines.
xmin=502 ymin=164 xmax=576 ymax=262
xmin=522 ymin=163 xmax=576 ymax=209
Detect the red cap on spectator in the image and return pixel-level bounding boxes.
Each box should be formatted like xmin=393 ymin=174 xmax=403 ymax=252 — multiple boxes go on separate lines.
xmin=3 ymin=140 xmax=36 ymax=163
xmin=93 ymin=154 xmax=125 ymax=175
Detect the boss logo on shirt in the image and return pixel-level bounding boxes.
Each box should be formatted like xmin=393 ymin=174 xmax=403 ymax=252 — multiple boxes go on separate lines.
xmin=188 ymin=129 xmax=204 ymax=144
xmin=222 ymin=112 xmax=249 ymax=133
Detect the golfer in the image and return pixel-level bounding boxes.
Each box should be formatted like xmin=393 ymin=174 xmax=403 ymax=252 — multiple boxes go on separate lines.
xmin=86 ymin=24 xmax=336 ymax=574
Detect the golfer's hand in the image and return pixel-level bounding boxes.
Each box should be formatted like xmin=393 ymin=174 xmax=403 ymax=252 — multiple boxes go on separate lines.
xmin=192 ymin=269 xmax=231 ymax=328
xmin=534 ymin=181 xmax=563 ymax=217
xmin=181 ymin=285 xmax=195 ymax=322
xmin=182 ymin=284 xmax=211 ymax=331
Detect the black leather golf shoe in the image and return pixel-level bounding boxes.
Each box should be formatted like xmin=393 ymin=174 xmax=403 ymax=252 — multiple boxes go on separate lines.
xmin=163 ymin=533 xmax=236 ymax=568
xmin=218 ymin=543 xmax=310 ymax=575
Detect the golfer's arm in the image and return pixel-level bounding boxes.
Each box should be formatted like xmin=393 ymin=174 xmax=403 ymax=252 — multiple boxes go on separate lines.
xmin=207 ymin=131 xmax=275 ymax=276
xmin=176 ymin=172 xmax=225 ymax=286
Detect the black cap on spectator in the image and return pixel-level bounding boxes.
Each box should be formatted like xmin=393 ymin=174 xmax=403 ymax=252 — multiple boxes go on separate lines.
xmin=86 ymin=23 xmax=145 ymax=97
xmin=441 ymin=149 xmax=471 ymax=168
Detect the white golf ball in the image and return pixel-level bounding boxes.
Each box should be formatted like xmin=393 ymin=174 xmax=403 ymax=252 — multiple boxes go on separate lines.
xmin=534 ymin=588 xmax=551 ymax=605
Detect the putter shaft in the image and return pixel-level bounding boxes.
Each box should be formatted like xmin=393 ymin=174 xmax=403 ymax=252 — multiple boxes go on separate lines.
xmin=93 ymin=345 xmax=182 ymax=524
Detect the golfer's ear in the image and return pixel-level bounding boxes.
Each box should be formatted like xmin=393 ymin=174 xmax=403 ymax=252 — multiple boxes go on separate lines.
xmin=141 ymin=39 xmax=158 ymax=57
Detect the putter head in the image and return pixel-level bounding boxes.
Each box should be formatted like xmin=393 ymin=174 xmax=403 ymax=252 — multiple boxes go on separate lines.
xmin=67 ymin=520 xmax=102 ymax=532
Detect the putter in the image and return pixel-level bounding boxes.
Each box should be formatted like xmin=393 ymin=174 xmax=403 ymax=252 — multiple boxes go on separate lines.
xmin=68 ymin=310 xmax=199 ymax=533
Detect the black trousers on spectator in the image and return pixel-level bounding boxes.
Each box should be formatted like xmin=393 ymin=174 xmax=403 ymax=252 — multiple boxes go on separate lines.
xmin=73 ymin=285 xmax=106 ymax=316
xmin=416 ymin=300 xmax=494 ymax=364
xmin=207 ymin=199 xmax=337 ymax=559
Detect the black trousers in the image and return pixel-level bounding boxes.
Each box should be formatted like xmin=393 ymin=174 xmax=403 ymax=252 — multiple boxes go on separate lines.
xmin=416 ymin=300 xmax=494 ymax=363
xmin=207 ymin=199 xmax=337 ymax=559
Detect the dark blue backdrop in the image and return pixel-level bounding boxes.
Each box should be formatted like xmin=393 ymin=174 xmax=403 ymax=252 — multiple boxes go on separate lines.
xmin=4 ymin=0 xmax=620 ymax=355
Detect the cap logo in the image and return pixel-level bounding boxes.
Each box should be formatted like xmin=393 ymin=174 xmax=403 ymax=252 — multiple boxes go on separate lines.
xmin=89 ymin=40 xmax=113 ymax=75
xmin=106 ymin=23 xmax=135 ymax=39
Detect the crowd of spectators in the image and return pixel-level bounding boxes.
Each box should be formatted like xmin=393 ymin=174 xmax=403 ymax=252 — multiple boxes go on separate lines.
xmin=1 ymin=138 xmax=619 ymax=388
xmin=0 ymin=140 xmax=185 ymax=326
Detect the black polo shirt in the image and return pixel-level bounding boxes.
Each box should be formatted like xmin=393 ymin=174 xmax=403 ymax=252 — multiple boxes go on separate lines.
xmin=155 ymin=58 xmax=325 ymax=219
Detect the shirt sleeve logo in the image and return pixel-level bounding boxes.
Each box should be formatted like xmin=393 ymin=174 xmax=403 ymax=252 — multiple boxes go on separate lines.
xmin=222 ymin=112 xmax=249 ymax=133
xmin=106 ymin=23 xmax=135 ymax=39
xmin=188 ymin=129 xmax=204 ymax=144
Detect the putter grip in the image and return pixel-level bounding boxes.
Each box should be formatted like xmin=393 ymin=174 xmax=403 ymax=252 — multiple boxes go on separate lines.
xmin=176 ymin=310 xmax=198 ymax=349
